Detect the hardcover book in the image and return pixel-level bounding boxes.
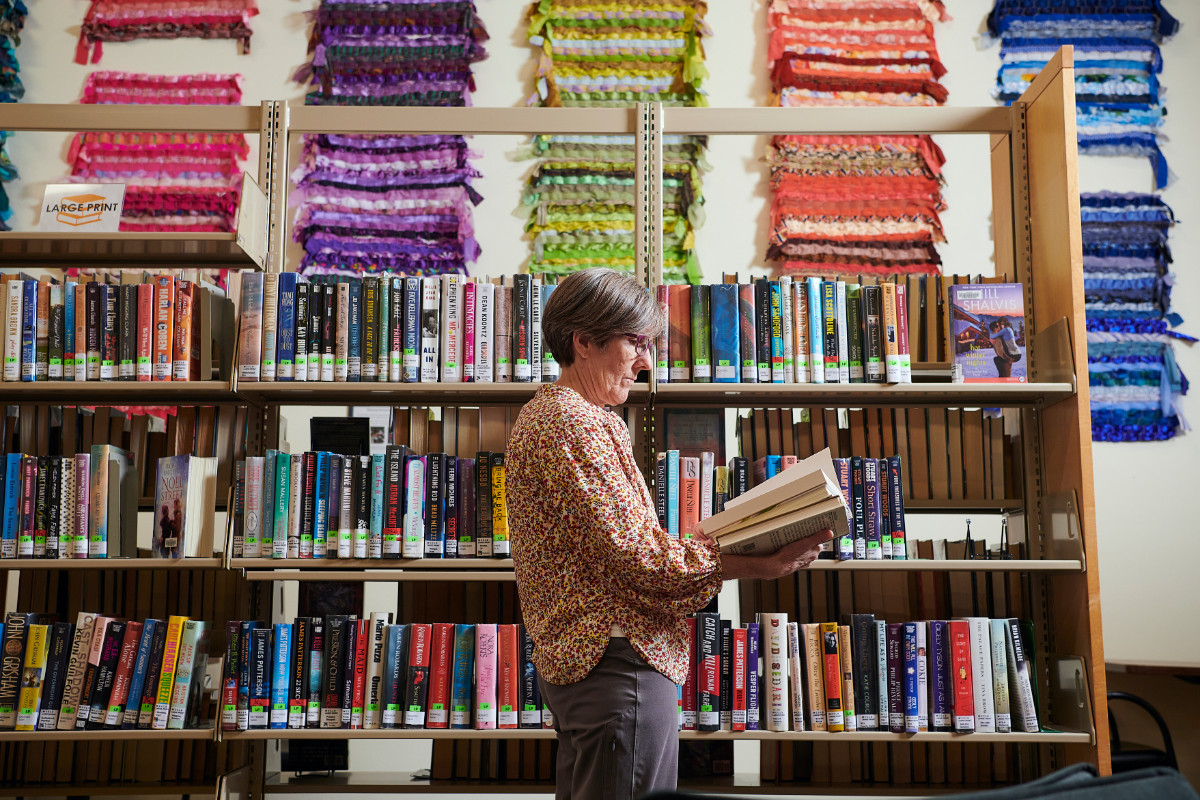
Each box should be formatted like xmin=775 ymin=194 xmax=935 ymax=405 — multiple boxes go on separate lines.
xmin=948 ymin=283 xmax=1027 ymax=383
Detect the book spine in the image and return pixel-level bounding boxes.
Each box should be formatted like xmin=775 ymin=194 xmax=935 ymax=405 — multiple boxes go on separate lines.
xmin=293 ymin=282 xmax=309 ymax=382
xmin=530 ymin=279 xmax=542 ymax=381
xmin=699 ymin=452 xmax=714 ymax=525
xmin=710 ymin=284 xmax=738 ymax=383
xmin=696 ymin=612 xmax=720 ymax=732
xmin=680 ymin=457 xmax=699 ymax=540
xmin=803 ymin=624 xmax=828 ymax=730
xmin=305 ymin=282 xmax=322 ymax=382
xmin=882 ymin=282 xmax=901 ymax=383
xmin=745 ymin=622 xmax=759 ymax=731
xmin=835 ymin=281 xmax=849 ymax=383
xmin=246 ymin=627 xmax=269 ymax=729
xmin=838 ymin=624 xmax=856 ymax=731
xmin=875 ymin=621 xmax=889 ymax=735
xmin=790 ymin=280 xmax=809 ymax=383
xmin=1006 ymin=619 xmax=1039 ymax=732
xmin=730 ymin=626 xmax=747 ymax=731
xmin=85 ymin=619 xmax=125 ymax=729
xmin=991 ymin=619 xmax=1011 ymax=732
xmin=949 ymin=619 xmax=974 ymax=732
xmin=353 ymin=456 xmax=370 ymax=559
xmin=779 ymin=275 xmax=794 ymax=382
xmin=490 ymin=453 xmax=509 ymax=557
xmin=759 ymin=612 xmax=788 ymax=732
xmin=863 ymin=457 xmax=882 ymax=560
xmin=885 ymin=623 xmax=903 ymax=733
xmin=334 ymin=282 xmax=349 ymax=381
xmin=966 ymin=617 xmax=996 ymax=732
xmin=719 ymin=621 xmax=732 ymax=730
xmin=475 ymin=453 xmax=493 ymax=557
xmin=887 ymin=455 xmax=906 ymax=559
xmin=349 ymin=620 xmax=367 ymax=728
xmin=862 ymin=285 xmax=884 ymax=382
xmin=455 ymin=458 xmax=475 ymax=558
xmin=14 ymin=623 xmax=47 ymax=730
xmin=306 ymin=619 xmax=323 ymax=727
xmin=262 ymin=273 xmax=279 ymax=380
xmin=34 ymin=281 xmax=49 ymax=380
xmin=896 ymin=281 xmax=911 ymax=383
xmin=97 ymin=284 xmax=116 ymax=380
xmin=474 ymin=281 xmax=493 ymax=383
xmin=462 ymin=281 xmax=476 ymax=382
xmin=929 ymin=620 xmax=952 ymax=731
xmin=17 ymin=456 xmax=35 ymax=557
xmin=903 ymin=622 xmax=919 ymax=733
xmin=512 ymin=275 xmax=532 ymax=382
xmin=753 ymin=280 xmax=771 ymax=383
xmin=361 ymin=277 xmax=378 ymax=381
xmin=346 ymin=278 xmax=361 ymax=381
xmin=337 ymin=455 xmax=353 ymax=558
xmin=449 ymin=623 xmax=473 ymax=729
xmin=57 ymin=613 xmax=96 ymax=730
xmin=104 ymin=621 xmax=142 ymax=727
xmin=284 ymin=618 xmax=307 ymax=728
xmin=275 ymin=273 xmax=297 ymax=380
xmin=220 ymin=621 xmax=240 ymax=731
xmin=494 ymin=285 xmax=512 ymax=383
xmin=2 ymin=280 xmax=20 ymax=381
xmin=1 ymin=454 xmax=19 ymax=558
xmin=834 ymin=458 xmax=853 ymax=560
xmin=786 ymin=622 xmax=805 ymax=732
xmin=320 ymin=284 xmax=335 ymax=382
xmin=690 ymin=284 xmax=712 ymax=383
xmin=48 ymin=285 xmax=64 ymax=380
xmin=402 ymin=455 xmax=426 ymax=559
xmin=846 ymin=284 xmax=864 ymax=383
xmin=443 ymin=456 xmax=457 ymax=559
xmin=654 ymin=284 xmax=670 ymax=383
xmin=152 ymin=616 xmax=187 ymax=730
xmin=680 ymin=617 xmax=697 ymax=730
xmin=496 ymin=624 xmax=519 ymax=729
xmin=299 ymin=453 xmax=316 ymax=558
xmin=439 ymin=274 xmax=462 ymax=382
xmin=419 ymin=278 xmax=440 ymax=382
xmin=268 ymin=623 xmax=292 ymax=729
xmin=369 ymin=454 xmax=385 ymax=559
xmin=424 ymin=453 xmax=445 ymax=558
xmin=737 ymin=283 xmax=757 ymax=383
xmin=850 ymin=616 xmax=876 ymax=730
xmin=19 ymin=281 xmax=36 ymax=381
xmin=474 ymin=623 xmax=497 ymax=730
xmin=32 ymin=457 xmax=47 ymax=557
xmin=237 ymin=273 xmax=264 ymax=381
xmin=820 ymin=621 xmax=844 ymax=731
xmin=63 ymin=281 xmax=77 ymax=381
xmin=37 ymin=621 xmax=74 ymax=731
xmin=820 ymin=281 xmax=838 ymax=383
xmin=427 ymin=621 xmax=454 ymax=729
xmin=172 ymin=281 xmax=194 ymax=381
xmin=667 ymin=284 xmax=690 ymax=382
xmin=769 ymin=281 xmax=784 ymax=383
xmin=44 ymin=458 xmax=60 ymax=559
xmin=320 ymin=617 xmax=345 ymax=728
xmin=133 ymin=283 xmax=152 ymax=381
xmin=138 ymin=621 xmax=169 ymax=729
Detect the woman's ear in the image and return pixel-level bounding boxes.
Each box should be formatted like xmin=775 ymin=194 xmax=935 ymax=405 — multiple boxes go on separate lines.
xmin=573 ymin=331 xmax=592 ymax=359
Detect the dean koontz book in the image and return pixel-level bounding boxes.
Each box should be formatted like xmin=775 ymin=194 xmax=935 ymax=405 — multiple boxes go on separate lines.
xmin=948 ymin=283 xmax=1027 ymax=383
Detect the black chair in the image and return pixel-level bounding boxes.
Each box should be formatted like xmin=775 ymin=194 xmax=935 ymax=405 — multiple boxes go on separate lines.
xmin=1108 ymin=690 xmax=1178 ymax=773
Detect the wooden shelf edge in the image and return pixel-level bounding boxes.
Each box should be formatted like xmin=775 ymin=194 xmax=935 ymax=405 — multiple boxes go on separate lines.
xmin=0 ymin=783 xmax=216 ymax=797
xmin=232 ymin=558 xmax=514 ymax=569
xmin=0 ymin=558 xmax=224 ymax=571
xmin=0 ymin=380 xmax=238 ymax=403
xmin=222 ymin=728 xmax=1087 ymax=743
xmin=804 ymin=559 xmax=1083 ymax=573
xmin=0 ymin=727 xmax=216 ymax=741
xmin=651 ymin=382 xmax=1075 ymax=408
xmin=243 ymin=569 xmax=518 ymax=582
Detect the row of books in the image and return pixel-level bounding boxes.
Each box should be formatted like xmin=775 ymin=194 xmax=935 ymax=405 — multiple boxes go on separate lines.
xmin=1 ymin=446 xmax=137 ymax=559
xmin=0 ymin=611 xmax=210 ymax=732
xmin=692 ymin=612 xmax=1039 ymax=735
xmin=2 ymin=275 xmax=213 ymax=383
xmin=226 ymin=447 xmax=510 ymax=560
xmin=658 ymin=279 xmax=914 ymax=385
xmin=236 ymin=273 xmax=560 ymax=384
xmin=223 ymin=616 xmax=551 ymax=732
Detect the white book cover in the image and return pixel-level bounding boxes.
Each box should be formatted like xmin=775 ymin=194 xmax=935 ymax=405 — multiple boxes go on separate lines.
xmin=420 ymin=277 xmax=440 ymax=382
xmin=3 ymin=280 xmax=21 ymax=382
xmin=474 ymin=281 xmax=494 ymax=383
xmin=699 ymin=452 xmax=714 ymax=522
xmin=238 ymin=273 xmax=263 ymax=381
xmin=288 ymin=454 xmax=303 ymax=558
xmin=786 ymin=621 xmax=806 ymax=732
xmin=990 ymin=619 xmax=1012 ymax=733
xmin=916 ymin=621 xmax=929 ymax=731
xmin=475 ymin=624 xmax=498 ymax=730
xmin=338 ymin=459 xmax=353 ymax=558
xmin=334 ymin=282 xmax=349 ymax=382
xmin=757 ymin=612 xmax=789 ymax=731
xmin=897 ymin=283 xmax=912 ymax=383
xmin=388 ymin=278 xmax=402 ymax=383
xmin=403 ymin=457 xmax=425 ymax=558
xmin=261 ymin=273 xmax=278 ymax=381
xmin=779 ymin=276 xmax=795 ymax=383
xmin=61 ymin=458 xmax=76 ymax=558
xmin=440 ymin=274 xmax=462 ymax=382
xmin=1004 ymin=618 xmax=1039 ymax=732
xmin=965 ymin=617 xmax=996 ymax=732
xmin=836 ymin=281 xmax=850 ymax=383
xmin=243 ymin=457 xmax=264 ymax=558
xmin=791 ymin=282 xmax=810 ymax=383
xmin=530 ymin=278 xmax=542 ymax=382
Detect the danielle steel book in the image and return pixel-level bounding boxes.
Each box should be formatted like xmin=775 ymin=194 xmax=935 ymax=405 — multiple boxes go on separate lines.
xmin=948 ymin=283 xmax=1027 ymax=383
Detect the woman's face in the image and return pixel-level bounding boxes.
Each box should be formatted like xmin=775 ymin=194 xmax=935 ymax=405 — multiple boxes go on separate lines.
xmin=577 ymin=333 xmax=653 ymax=407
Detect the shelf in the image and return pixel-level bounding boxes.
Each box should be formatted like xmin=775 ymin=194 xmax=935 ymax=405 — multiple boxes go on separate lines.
xmin=805 ymin=559 xmax=1082 ymax=573
xmin=0 ymin=231 xmax=258 ymax=266
xmin=0 ymin=557 xmax=224 ymax=570
xmin=905 ymin=498 xmax=1023 ymax=512
xmin=236 ymin=557 xmax=517 ymax=582
xmin=235 ymin=380 xmax=649 ymax=407
xmin=224 ymin=728 xmax=1088 ymax=744
xmin=651 ymin=382 xmax=1076 ymax=409
xmin=1 ymin=380 xmax=238 ymax=404
xmin=0 ymin=783 xmax=216 ymax=797
xmin=243 ymin=569 xmax=517 ymax=582
xmin=0 ymin=727 xmax=216 ymax=741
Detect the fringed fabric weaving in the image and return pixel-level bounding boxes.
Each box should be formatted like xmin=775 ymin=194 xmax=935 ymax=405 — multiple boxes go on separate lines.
xmin=0 ymin=0 xmax=27 ymax=232
xmin=767 ymin=0 xmax=950 ymax=278
xmin=985 ymin=0 xmax=1179 ymax=188
xmin=76 ymin=0 xmax=259 ymax=64
xmin=69 ymin=71 xmax=247 ymax=232
xmin=522 ymin=0 xmax=710 ymax=283
xmin=291 ymin=0 xmax=488 ymax=278
xmin=1082 ymin=192 xmax=1192 ymax=441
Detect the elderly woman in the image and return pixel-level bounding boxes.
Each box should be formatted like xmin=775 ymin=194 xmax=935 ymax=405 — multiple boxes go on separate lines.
xmin=506 ymin=268 xmax=831 ymax=800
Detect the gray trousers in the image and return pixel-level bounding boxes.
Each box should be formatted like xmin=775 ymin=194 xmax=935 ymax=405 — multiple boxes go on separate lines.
xmin=538 ymin=638 xmax=679 ymax=800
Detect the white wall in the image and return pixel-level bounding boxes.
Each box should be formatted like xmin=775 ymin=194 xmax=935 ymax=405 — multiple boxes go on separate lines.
xmin=7 ymin=0 xmax=1196 ymax=701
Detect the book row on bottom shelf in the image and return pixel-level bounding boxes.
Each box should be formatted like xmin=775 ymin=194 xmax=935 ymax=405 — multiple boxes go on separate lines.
xmin=216 ymin=610 xmax=1044 ymax=739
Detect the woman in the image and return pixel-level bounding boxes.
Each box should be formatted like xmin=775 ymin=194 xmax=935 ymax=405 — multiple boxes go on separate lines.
xmin=506 ymin=268 xmax=832 ymax=800
xmin=989 ymin=318 xmax=1020 ymax=378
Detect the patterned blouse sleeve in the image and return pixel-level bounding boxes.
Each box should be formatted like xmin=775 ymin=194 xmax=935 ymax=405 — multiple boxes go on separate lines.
xmin=547 ymin=418 xmax=722 ymax=613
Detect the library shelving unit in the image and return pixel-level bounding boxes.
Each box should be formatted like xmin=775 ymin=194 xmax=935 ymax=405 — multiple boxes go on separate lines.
xmin=0 ymin=103 xmax=284 ymax=798
xmin=210 ymin=45 xmax=1105 ymax=798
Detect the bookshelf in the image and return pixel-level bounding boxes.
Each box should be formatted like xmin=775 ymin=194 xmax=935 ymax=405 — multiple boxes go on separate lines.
xmin=0 ymin=45 xmax=1101 ymax=798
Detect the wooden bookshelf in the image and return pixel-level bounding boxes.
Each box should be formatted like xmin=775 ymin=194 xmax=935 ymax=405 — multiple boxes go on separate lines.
xmin=0 ymin=728 xmax=217 ymax=742
xmin=0 ymin=783 xmax=216 ymax=797
xmin=0 ymin=231 xmax=259 ymax=266
xmin=1 ymin=380 xmax=238 ymax=404
xmin=0 ymin=557 xmax=224 ymax=570
xmin=651 ymin=381 xmax=1075 ymax=409
xmin=234 ymin=380 xmax=650 ymax=407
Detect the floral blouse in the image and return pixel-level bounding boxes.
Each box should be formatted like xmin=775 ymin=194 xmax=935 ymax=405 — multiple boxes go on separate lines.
xmin=506 ymin=384 xmax=722 ymax=686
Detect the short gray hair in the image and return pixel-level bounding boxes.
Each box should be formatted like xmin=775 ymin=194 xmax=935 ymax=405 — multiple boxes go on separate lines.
xmin=542 ymin=268 xmax=663 ymax=367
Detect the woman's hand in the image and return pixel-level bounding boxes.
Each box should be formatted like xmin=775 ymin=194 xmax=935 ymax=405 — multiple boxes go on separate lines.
xmin=719 ymin=529 xmax=835 ymax=581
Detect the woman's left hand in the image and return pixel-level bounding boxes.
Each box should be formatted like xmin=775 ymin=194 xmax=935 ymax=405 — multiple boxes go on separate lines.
xmin=719 ymin=529 xmax=835 ymax=581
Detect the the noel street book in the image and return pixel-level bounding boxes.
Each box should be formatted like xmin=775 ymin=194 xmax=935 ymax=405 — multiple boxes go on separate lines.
xmin=698 ymin=449 xmax=850 ymax=555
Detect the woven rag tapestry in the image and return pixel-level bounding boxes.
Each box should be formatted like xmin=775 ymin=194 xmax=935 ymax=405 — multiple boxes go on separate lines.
xmin=291 ymin=0 xmax=488 ymax=278
xmin=523 ymin=0 xmax=710 ymax=284
xmin=767 ymin=0 xmax=950 ymax=277
xmin=1082 ymin=193 xmax=1192 ymax=441
xmin=0 ymin=0 xmax=27 ymax=232
xmin=76 ymin=0 xmax=259 ymax=64
xmin=986 ymin=0 xmax=1179 ymax=189
xmin=69 ymin=72 xmax=248 ymax=232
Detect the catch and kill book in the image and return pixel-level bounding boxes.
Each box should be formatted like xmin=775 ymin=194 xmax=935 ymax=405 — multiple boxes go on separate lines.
xmin=947 ymin=283 xmax=1027 ymax=383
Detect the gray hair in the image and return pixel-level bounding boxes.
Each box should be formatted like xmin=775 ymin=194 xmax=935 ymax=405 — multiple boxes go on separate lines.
xmin=542 ymin=268 xmax=663 ymax=367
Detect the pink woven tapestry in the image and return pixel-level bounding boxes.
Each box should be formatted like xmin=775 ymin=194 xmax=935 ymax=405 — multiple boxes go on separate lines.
xmin=76 ymin=0 xmax=258 ymax=64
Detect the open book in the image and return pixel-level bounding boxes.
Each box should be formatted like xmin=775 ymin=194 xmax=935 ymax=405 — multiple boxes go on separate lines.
xmin=698 ymin=449 xmax=851 ymax=555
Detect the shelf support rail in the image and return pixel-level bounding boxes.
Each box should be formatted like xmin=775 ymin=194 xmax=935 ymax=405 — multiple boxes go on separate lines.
xmin=635 ymin=102 xmax=664 ymax=289
xmin=259 ymin=100 xmax=289 ymax=274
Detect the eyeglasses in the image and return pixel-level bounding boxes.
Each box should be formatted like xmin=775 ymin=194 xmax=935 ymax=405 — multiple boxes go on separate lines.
xmin=622 ymin=334 xmax=652 ymax=356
